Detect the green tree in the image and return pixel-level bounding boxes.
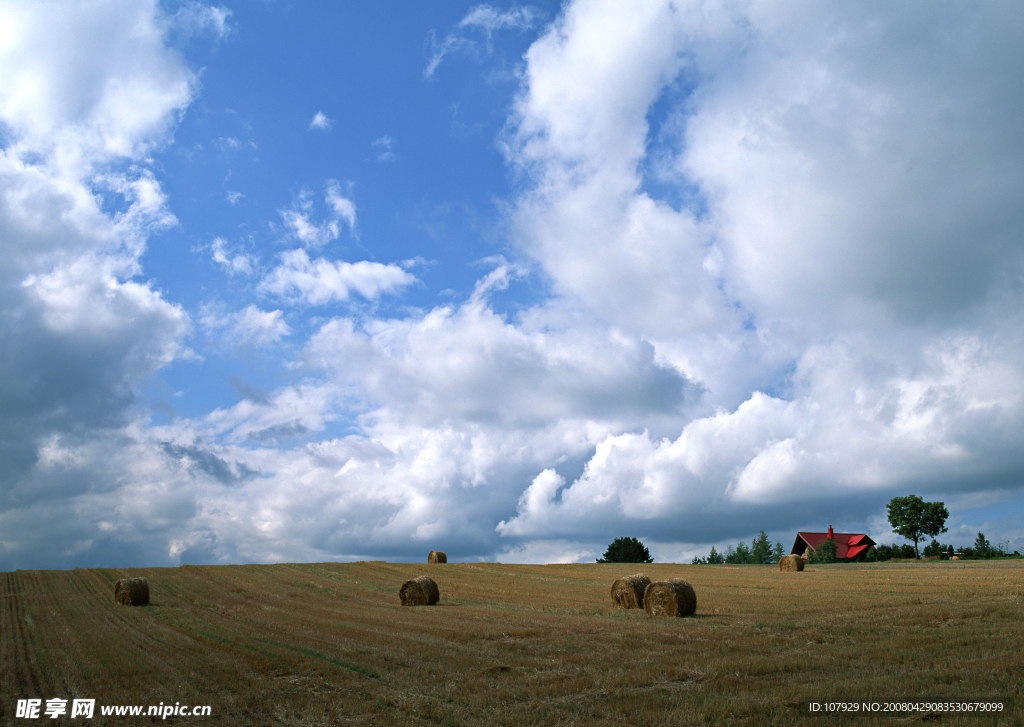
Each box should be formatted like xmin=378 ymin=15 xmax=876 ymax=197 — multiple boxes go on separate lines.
xmin=886 ymin=495 xmax=949 ymax=558
xmin=973 ymin=532 xmax=993 ymax=558
xmin=771 ymin=541 xmax=785 ymax=562
xmin=807 ymin=537 xmax=837 ymax=564
xmin=706 ymin=545 xmax=724 ymax=564
xmin=726 ymin=541 xmax=752 ymax=564
xmin=597 ymin=536 xmax=653 ymax=563
xmin=750 ymin=531 xmax=773 ymax=564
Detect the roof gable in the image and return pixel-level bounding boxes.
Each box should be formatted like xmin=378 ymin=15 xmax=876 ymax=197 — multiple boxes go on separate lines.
xmin=792 ymin=532 xmax=876 ymax=559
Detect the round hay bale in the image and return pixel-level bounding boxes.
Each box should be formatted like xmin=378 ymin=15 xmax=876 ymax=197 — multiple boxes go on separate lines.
xmin=643 ymin=578 xmax=696 ymax=617
xmin=610 ymin=573 xmax=651 ymax=609
xmin=427 ymin=550 xmax=447 ymax=564
xmin=778 ymin=555 xmax=805 ymax=572
xmin=400 ymin=576 xmax=439 ymax=606
xmin=114 ymin=577 xmax=150 ymax=606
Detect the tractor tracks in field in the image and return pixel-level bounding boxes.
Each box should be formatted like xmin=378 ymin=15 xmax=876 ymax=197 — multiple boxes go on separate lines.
xmin=1 ymin=571 xmax=46 ymax=699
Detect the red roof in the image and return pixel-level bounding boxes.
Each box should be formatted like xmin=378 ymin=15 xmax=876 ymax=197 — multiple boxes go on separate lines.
xmin=791 ymin=531 xmax=876 ymax=560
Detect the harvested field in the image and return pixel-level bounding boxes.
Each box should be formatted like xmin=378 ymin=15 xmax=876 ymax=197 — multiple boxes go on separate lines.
xmin=2 ymin=560 xmax=1023 ymax=725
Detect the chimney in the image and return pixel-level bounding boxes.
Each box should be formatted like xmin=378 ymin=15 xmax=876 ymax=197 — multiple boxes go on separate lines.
xmin=828 ymin=525 xmax=834 ymax=539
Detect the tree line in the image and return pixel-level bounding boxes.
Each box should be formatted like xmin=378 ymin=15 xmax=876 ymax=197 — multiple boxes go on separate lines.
xmin=596 ymin=495 xmax=1018 ymax=565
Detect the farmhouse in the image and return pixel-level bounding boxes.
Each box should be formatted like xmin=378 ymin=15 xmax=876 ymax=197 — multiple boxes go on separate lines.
xmin=791 ymin=525 xmax=876 ymax=560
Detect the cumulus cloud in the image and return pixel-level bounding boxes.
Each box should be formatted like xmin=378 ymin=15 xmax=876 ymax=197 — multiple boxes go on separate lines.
xmin=260 ymin=249 xmax=416 ymax=305
xmin=5 ymin=0 xmax=1024 ymax=570
xmin=0 ymin=0 xmax=197 ymax=566
xmin=425 ymin=3 xmax=539 ymax=78
xmin=494 ymin=0 xmax=1024 ymax=551
xmin=309 ymin=111 xmax=333 ymax=131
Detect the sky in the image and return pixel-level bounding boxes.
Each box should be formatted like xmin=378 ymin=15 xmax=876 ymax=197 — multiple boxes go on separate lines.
xmin=1 ymin=0 xmax=1023 ymax=570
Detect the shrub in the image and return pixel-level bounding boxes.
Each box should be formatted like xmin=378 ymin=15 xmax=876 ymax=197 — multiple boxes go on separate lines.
xmin=864 ymin=546 xmax=878 ymax=562
xmin=597 ymin=537 xmax=653 ymax=563
xmin=922 ymin=539 xmax=947 ymax=558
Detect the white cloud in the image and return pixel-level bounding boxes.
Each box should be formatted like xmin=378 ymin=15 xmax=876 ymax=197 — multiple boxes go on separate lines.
xmin=425 ymin=4 xmax=539 ymax=78
xmin=325 ymin=180 xmax=356 ymax=230
xmin=372 ymin=135 xmax=395 ymax=163
xmin=491 ymin=0 xmax=1024 ymax=548
xmin=260 ymin=248 xmax=416 ymax=305
xmin=281 ymin=181 xmax=357 ymax=246
xmin=169 ymin=2 xmax=232 ymax=39
xmin=309 ymin=111 xmax=333 ymax=131
xmin=210 ymin=237 xmax=256 ymax=276
xmin=226 ymin=191 xmax=244 ymax=205
xmin=200 ymin=304 xmax=291 ymax=346
xmin=5 ymin=0 xmax=1024 ymax=570
xmin=460 ymin=4 xmax=538 ymax=33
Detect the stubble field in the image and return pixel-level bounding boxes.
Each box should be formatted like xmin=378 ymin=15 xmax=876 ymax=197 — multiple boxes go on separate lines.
xmin=2 ymin=560 xmax=1023 ymax=725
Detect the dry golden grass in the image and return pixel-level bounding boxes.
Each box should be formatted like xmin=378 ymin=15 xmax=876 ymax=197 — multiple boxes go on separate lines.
xmin=2 ymin=560 xmax=1023 ymax=725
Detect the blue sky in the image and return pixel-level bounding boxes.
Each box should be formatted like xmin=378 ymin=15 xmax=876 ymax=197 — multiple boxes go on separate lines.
xmin=2 ymin=0 xmax=1023 ymax=569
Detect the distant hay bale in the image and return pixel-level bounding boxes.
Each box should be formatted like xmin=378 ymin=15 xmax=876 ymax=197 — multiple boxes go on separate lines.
xmin=643 ymin=578 xmax=696 ymax=617
xmin=114 ymin=578 xmax=149 ymax=606
xmin=610 ymin=573 xmax=651 ymax=609
xmin=399 ymin=576 xmax=439 ymax=606
xmin=427 ymin=550 xmax=447 ymax=564
xmin=778 ymin=555 xmax=805 ymax=572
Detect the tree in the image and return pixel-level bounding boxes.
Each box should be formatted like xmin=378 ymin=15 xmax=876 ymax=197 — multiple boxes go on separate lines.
xmin=886 ymin=495 xmax=949 ymax=558
xmin=771 ymin=541 xmax=785 ymax=562
xmin=597 ymin=537 xmax=652 ymax=563
xmin=725 ymin=541 xmax=752 ymax=564
xmin=706 ymin=545 xmax=724 ymax=564
xmin=750 ymin=531 xmax=773 ymax=564
xmin=973 ymin=532 xmax=993 ymax=558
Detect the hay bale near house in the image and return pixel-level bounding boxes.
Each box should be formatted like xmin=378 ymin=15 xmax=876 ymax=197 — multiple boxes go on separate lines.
xmin=427 ymin=550 xmax=447 ymax=564
xmin=778 ymin=555 xmax=805 ymax=572
xmin=643 ymin=579 xmax=696 ymax=617
xmin=400 ymin=576 xmax=440 ymax=606
xmin=114 ymin=578 xmax=150 ymax=606
xmin=610 ymin=573 xmax=651 ymax=609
